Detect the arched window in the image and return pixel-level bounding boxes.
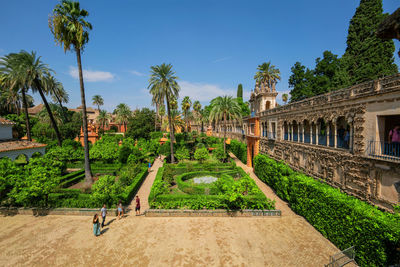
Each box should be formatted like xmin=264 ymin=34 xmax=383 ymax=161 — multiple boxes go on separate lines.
xmin=292 ymin=121 xmax=299 ymax=142
xmin=265 ymin=101 xmax=271 ymax=110
xmin=283 ymin=122 xmax=288 ymax=140
xmin=317 ymin=118 xmax=327 ymax=146
xmin=303 ymin=120 xmax=311 ymax=143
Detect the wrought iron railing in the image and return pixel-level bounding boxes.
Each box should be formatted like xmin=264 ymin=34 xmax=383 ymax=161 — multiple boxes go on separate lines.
xmin=368 ymin=141 xmax=400 ymax=161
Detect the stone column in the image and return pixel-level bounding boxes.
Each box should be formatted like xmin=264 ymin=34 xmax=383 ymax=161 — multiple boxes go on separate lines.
xmin=316 ymin=123 xmax=319 ymax=145
xmin=297 ymin=124 xmax=300 ymax=142
xmin=302 ymin=123 xmax=305 ymax=143
xmin=333 ymin=122 xmax=337 ymax=148
xmin=349 ymin=123 xmax=354 ymax=153
xmin=289 ymin=124 xmax=292 ymax=141
xmin=327 ymin=123 xmax=330 ymax=147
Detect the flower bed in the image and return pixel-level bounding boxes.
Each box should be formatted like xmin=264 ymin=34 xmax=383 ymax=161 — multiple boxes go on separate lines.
xmin=149 ymin=162 xmax=275 ymax=210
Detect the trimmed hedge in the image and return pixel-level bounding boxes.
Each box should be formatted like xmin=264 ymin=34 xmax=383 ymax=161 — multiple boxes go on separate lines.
xmin=120 ymin=167 xmax=148 ymax=205
xmin=59 ymin=170 xmax=85 ymax=188
xmin=253 ymin=154 xmax=400 ymax=267
xmin=59 ymin=170 xmax=84 ymax=184
xmin=229 ymin=140 xmax=247 ymax=164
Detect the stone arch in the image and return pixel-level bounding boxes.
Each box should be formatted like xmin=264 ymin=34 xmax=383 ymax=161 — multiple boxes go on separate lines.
xmin=283 ymin=121 xmax=288 ymax=140
xmin=292 ymin=120 xmax=299 ymax=142
xmin=303 ymin=119 xmax=311 ymax=143
xmin=31 ymin=151 xmax=43 ymax=158
xmin=15 ymin=153 xmax=29 ymax=164
xmin=317 ymin=118 xmax=327 ymax=146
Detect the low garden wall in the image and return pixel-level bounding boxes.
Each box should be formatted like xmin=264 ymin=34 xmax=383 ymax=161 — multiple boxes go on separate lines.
xmin=0 ymin=207 xmax=121 ymax=217
xmin=145 ymin=209 xmax=281 ymax=217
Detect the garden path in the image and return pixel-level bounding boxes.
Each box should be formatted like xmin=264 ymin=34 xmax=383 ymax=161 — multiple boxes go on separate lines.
xmin=127 ymin=156 xmax=164 ymax=213
xmin=229 ymin=152 xmax=296 ymax=216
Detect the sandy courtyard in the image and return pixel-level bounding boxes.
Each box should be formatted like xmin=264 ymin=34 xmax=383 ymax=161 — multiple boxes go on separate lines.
xmin=0 ymin=214 xmax=339 ymax=267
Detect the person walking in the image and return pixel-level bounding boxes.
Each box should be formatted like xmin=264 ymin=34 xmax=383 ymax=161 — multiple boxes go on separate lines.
xmin=117 ymin=201 xmax=124 ymax=220
xmin=135 ymin=195 xmax=141 ymax=216
xmin=93 ymin=214 xmax=101 ymax=236
xmin=148 ymin=162 xmax=152 ymax=172
xmin=100 ymin=204 xmax=107 ymax=227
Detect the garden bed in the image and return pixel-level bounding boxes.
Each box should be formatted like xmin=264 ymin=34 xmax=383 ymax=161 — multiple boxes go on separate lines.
xmin=148 ymin=161 xmax=275 ymax=210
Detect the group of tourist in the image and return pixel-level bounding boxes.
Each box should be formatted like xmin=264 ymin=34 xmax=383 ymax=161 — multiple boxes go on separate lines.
xmin=388 ymin=125 xmax=400 ymax=157
xmin=92 ymin=196 xmax=141 ymax=237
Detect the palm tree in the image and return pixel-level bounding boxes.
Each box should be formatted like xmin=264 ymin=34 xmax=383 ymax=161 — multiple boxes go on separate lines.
xmin=50 ymin=0 xmax=93 ymax=183
xmin=181 ymin=96 xmax=191 ymax=132
xmin=209 ymin=96 xmax=242 ymax=157
xmin=162 ymin=109 xmax=184 ymax=133
xmin=148 ymin=63 xmax=180 ymax=163
xmin=193 ymin=100 xmax=202 ymax=132
xmin=96 ymin=110 xmax=110 ymax=133
xmin=92 ymin=95 xmax=103 ymax=112
xmin=45 ymin=75 xmax=69 ymax=122
xmin=2 ymin=51 xmax=62 ymax=145
xmin=282 ymin=93 xmax=288 ymax=105
xmin=0 ymin=53 xmax=29 ymax=139
xmin=254 ymin=61 xmax=281 ymax=89
xmin=114 ymin=103 xmax=131 ymax=132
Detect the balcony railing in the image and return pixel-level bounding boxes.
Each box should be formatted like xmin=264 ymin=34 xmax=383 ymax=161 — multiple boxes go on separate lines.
xmin=368 ymin=141 xmax=400 ymax=161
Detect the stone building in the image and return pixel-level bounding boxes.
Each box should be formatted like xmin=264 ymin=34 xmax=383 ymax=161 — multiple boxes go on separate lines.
xmin=220 ymin=74 xmax=400 ymax=209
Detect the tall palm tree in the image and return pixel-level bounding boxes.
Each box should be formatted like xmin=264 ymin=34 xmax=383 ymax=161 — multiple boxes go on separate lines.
xmin=96 ymin=109 xmax=110 ymax=133
xmin=0 ymin=53 xmax=29 ymax=139
xmin=254 ymin=61 xmax=281 ymax=89
xmin=150 ymin=88 xmax=163 ymax=131
xmin=45 ymin=75 xmax=69 ymax=122
xmin=282 ymin=93 xmax=288 ymax=105
xmin=148 ymin=63 xmax=180 ymax=163
xmin=181 ymin=96 xmax=191 ymax=132
xmin=209 ymin=96 xmax=242 ymax=156
xmin=193 ymin=100 xmax=202 ymax=132
xmin=114 ymin=103 xmax=131 ymax=132
xmin=162 ymin=109 xmax=184 ymax=133
xmin=92 ymin=95 xmax=103 ymax=112
xmin=3 ymin=51 xmax=62 ymax=145
xmin=50 ymin=0 xmax=93 ymax=183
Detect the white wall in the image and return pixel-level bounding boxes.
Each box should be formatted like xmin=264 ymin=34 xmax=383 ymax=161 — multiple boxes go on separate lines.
xmin=0 ymin=125 xmax=13 ymax=140
xmin=0 ymin=147 xmax=46 ymax=160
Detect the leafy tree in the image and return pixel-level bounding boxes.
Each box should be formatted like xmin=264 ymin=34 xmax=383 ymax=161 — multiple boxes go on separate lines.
xmin=148 ymin=63 xmax=180 ymax=163
xmin=212 ymin=144 xmax=226 ymax=162
xmin=96 ymin=110 xmax=110 ymax=133
xmin=91 ymin=175 xmax=121 ymax=206
xmin=126 ymin=108 xmax=155 ymax=140
xmin=90 ymin=135 xmax=119 ymax=163
xmin=235 ymin=97 xmax=250 ymax=117
xmin=288 ymin=62 xmax=314 ymax=102
xmin=175 ymin=146 xmax=190 ymax=161
xmin=209 ymin=96 xmax=242 ymax=156
xmin=312 ymin=51 xmax=342 ymax=96
xmin=194 ymin=147 xmax=209 ymax=162
xmin=92 ymin=95 xmax=103 ymax=112
xmin=50 ymin=0 xmax=94 ymax=183
xmin=237 ymin=84 xmax=243 ymax=99
xmin=342 ymin=0 xmax=397 ymax=84
xmin=282 ymin=93 xmax=288 ymax=104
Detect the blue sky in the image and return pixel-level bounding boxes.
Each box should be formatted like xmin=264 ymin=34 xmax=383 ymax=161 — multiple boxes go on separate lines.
xmin=1 ymin=0 xmax=399 ymax=111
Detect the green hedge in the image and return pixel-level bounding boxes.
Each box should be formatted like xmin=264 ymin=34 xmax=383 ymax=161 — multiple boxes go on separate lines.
xmin=229 ymin=140 xmax=247 ymax=164
xmin=176 ymin=171 xmax=220 ymax=195
xmin=120 ymin=167 xmax=148 ymax=205
xmin=253 ymin=154 xmax=400 ymax=266
xmin=59 ymin=170 xmax=84 ymax=184
xmin=59 ymin=173 xmax=85 ymax=188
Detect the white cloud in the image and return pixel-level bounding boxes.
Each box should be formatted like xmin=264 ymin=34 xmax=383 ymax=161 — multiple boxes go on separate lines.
xmin=69 ymin=66 xmax=114 ymax=82
xmin=212 ymin=56 xmax=231 ymax=63
xmin=130 ymin=70 xmax=145 ymax=76
xmin=179 ymin=80 xmax=236 ymax=102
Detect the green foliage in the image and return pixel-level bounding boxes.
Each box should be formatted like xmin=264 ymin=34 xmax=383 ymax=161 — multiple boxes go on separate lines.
xmin=194 ymin=147 xmax=209 ymax=162
xmin=253 ymin=154 xmax=400 ymax=266
xmin=118 ymin=145 xmax=132 ymax=164
xmin=127 ymin=146 xmax=145 ymax=164
xmin=59 ymin=170 xmax=85 ymax=188
xmin=90 ymin=135 xmax=119 ymax=163
xmin=126 ymin=108 xmax=155 ymax=140
xmin=175 ymin=146 xmax=190 ymax=161
xmin=212 ymin=144 xmax=226 ymax=161
xmin=237 ymin=83 xmax=243 ymax=99
xmin=235 ymin=97 xmax=250 ymax=117
xmin=343 ymin=0 xmax=397 ymax=85
xmin=229 ymin=140 xmax=247 ymax=164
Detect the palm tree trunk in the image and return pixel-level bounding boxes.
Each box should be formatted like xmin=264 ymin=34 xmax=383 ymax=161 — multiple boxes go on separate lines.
xmin=166 ymin=93 xmax=175 ymax=163
xmin=76 ymin=48 xmax=92 ymax=184
xmin=223 ymin=112 xmax=227 ymax=157
xmin=21 ymin=88 xmax=31 ymax=141
xmin=34 ymin=79 xmax=62 ymax=146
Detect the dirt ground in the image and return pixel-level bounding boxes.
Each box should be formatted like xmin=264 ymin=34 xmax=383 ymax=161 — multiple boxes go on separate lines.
xmin=0 ymin=156 xmax=341 ymax=266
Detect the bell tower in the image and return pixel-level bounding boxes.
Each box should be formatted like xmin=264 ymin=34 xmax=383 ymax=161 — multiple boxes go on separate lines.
xmin=249 ymin=81 xmax=278 ymax=114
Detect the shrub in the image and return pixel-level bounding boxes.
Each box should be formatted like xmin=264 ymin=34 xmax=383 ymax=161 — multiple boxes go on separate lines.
xmin=91 ymin=175 xmax=121 ymax=206
xmin=118 ymin=145 xmax=132 ymax=164
xmin=253 ymin=154 xmax=400 ymax=266
xmin=175 ymin=147 xmax=190 ymax=161
xmin=212 ymin=144 xmax=226 ymax=161
xmin=194 ymin=147 xmax=209 ymax=162
xmin=229 ymin=140 xmax=247 ymax=164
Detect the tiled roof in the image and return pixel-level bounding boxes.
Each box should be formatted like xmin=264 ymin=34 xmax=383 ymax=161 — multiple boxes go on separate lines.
xmin=27 ymin=104 xmax=44 ymax=115
xmin=0 ymin=118 xmax=15 ymax=125
xmin=0 ymin=140 xmax=46 ymax=153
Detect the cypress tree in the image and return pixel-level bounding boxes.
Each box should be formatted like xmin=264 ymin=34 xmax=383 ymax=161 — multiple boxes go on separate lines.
xmin=343 ymin=0 xmax=397 ymax=84
xmin=237 ymin=84 xmax=243 ymax=99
